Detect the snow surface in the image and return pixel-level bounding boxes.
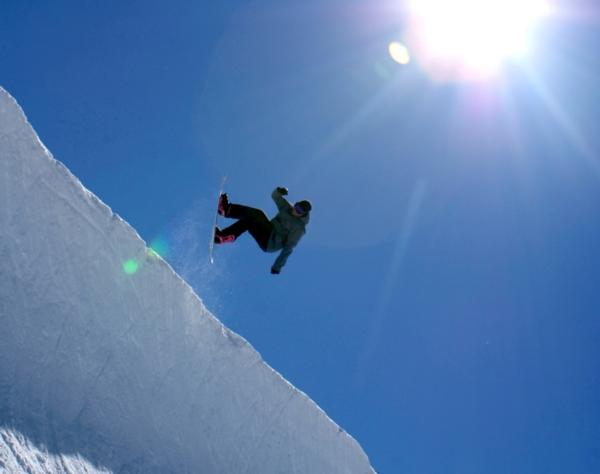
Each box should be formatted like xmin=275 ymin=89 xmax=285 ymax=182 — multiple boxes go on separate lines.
xmin=0 ymin=87 xmax=375 ymax=474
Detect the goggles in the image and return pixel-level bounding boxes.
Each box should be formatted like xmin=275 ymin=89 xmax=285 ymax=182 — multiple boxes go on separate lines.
xmin=294 ymin=204 xmax=307 ymax=215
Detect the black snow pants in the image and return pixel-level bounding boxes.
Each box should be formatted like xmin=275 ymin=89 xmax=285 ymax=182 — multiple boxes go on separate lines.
xmin=221 ymin=204 xmax=272 ymax=251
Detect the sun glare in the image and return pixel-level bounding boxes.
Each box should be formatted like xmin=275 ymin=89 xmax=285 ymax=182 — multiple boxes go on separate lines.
xmin=406 ymin=0 xmax=551 ymax=80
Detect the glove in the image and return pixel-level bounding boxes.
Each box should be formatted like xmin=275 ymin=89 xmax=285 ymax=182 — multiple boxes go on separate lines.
xmin=271 ymin=267 xmax=280 ymax=275
xmin=276 ymin=186 xmax=288 ymax=196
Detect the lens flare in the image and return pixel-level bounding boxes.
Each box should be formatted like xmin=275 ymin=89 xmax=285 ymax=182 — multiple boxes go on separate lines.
xmin=150 ymin=236 xmax=169 ymax=258
xmin=123 ymin=259 xmax=139 ymax=275
xmin=388 ymin=42 xmax=411 ymax=65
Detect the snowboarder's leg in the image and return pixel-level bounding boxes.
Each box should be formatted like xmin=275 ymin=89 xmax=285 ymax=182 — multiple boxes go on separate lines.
xmin=224 ymin=203 xmax=262 ymax=220
xmin=247 ymin=218 xmax=272 ymax=251
xmin=219 ymin=204 xmax=271 ymax=250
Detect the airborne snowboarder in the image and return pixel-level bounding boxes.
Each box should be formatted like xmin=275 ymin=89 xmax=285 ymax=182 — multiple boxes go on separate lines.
xmin=214 ymin=187 xmax=312 ymax=274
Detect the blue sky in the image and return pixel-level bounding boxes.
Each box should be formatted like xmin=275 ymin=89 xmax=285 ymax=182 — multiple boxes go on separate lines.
xmin=2 ymin=1 xmax=600 ymax=472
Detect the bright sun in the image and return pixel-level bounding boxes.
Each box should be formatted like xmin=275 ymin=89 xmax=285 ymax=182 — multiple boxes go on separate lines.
xmin=405 ymin=0 xmax=552 ymax=80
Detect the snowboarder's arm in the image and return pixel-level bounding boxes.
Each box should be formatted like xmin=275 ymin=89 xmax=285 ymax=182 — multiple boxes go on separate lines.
xmin=271 ymin=246 xmax=294 ymax=274
xmin=270 ymin=228 xmax=304 ymax=274
xmin=272 ymin=187 xmax=292 ymax=212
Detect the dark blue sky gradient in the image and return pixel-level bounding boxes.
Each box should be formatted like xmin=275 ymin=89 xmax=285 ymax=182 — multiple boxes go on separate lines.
xmin=2 ymin=1 xmax=600 ymax=472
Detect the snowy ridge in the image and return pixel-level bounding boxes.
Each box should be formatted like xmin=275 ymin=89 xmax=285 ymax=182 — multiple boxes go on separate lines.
xmin=0 ymin=428 xmax=109 ymax=473
xmin=0 ymin=87 xmax=375 ymax=473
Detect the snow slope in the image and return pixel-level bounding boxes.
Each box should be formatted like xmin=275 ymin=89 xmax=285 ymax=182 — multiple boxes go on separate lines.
xmin=0 ymin=87 xmax=375 ymax=474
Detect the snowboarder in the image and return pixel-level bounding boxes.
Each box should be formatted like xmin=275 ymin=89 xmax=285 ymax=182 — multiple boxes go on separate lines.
xmin=214 ymin=187 xmax=312 ymax=275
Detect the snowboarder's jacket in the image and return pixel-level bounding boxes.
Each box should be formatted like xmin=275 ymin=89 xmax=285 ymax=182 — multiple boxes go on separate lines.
xmin=267 ymin=188 xmax=309 ymax=273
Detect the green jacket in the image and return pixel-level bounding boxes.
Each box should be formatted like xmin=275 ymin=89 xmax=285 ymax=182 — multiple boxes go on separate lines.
xmin=268 ymin=188 xmax=309 ymax=272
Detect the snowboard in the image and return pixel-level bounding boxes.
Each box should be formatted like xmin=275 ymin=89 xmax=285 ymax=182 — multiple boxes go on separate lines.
xmin=208 ymin=175 xmax=228 ymax=264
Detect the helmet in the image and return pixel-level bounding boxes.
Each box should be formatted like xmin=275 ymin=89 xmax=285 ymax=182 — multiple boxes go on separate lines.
xmin=294 ymin=200 xmax=312 ymax=214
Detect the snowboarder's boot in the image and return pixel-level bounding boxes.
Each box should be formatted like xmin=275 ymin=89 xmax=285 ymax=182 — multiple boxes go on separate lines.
xmin=218 ymin=193 xmax=230 ymax=217
xmin=214 ymin=227 xmax=236 ymax=244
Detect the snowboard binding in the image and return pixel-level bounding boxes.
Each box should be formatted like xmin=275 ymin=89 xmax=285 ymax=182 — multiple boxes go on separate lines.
xmin=214 ymin=227 xmax=236 ymax=244
xmin=218 ymin=193 xmax=230 ymax=217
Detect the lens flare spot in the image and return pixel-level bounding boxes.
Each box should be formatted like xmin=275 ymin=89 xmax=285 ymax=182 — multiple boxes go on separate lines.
xmin=147 ymin=248 xmax=160 ymax=259
xmin=123 ymin=259 xmax=139 ymax=275
xmin=150 ymin=236 xmax=169 ymax=258
xmin=374 ymin=60 xmax=393 ymax=80
xmin=388 ymin=42 xmax=411 ymax=65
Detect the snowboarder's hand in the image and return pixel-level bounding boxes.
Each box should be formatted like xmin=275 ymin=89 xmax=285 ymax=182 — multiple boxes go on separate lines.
xmin=276 ymin=187 xmax=288 ymax=196
xmin=271 ymin=267 xmax=280 ymax=275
